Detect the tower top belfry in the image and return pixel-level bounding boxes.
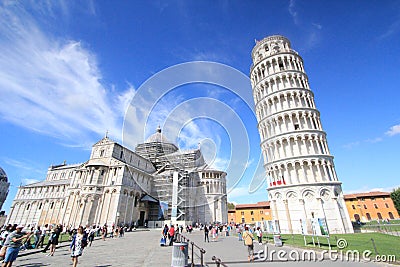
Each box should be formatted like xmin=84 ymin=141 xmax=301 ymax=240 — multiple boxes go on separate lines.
xmin=250 ymin=35 xmax=353 ymax=234
xmin=252 ymin=35 xmax=292 ymax=63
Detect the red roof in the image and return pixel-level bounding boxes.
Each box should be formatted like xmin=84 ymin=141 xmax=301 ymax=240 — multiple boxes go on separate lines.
xmin=235 ymin=201 xmax=270 ymax=209
xmin=344 ymin=191 xmax=391 ymax=199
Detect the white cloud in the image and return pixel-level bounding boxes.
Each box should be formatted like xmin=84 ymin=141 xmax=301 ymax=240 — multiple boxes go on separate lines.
xmin=0 ymin=3 xmax=131 ymax=145
xmin=21 ymin=178 xmax=40 ymax=186
xmin=386 ymin=124 xmax=400 ymax=136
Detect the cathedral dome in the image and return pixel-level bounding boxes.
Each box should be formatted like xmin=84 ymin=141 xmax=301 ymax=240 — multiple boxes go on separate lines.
xmin=0 ymin=167 xmax=8 ymax=183
xmin=145 ymin=126 xmax=172 ymax=143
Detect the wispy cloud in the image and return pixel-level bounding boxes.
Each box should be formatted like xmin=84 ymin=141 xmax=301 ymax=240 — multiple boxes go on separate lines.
xmin=378 ymin=15 xmax=400 ymax=40
xmin=288 ymin=0 xmax=299 ymax=25
xmin=2 ymin=157 xmax=44 ymax=175
xmin=344 ymin=124 xmax=400 ymax=148
xmin=343 ymin=137 xmax=383 ymax=149
xmin=287 ymin=0 xmax=323 ymax=51
xmin=386 ymin=124 xmax=400 ymax=136
xmin=0 ymin=2 xmax=132 ymax=145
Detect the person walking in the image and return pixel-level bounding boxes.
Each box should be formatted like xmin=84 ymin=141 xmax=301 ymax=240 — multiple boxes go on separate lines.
xmin=242 ymin=226 xmax=254 ymax=262
xmin=33 ymin=226 xmax=41 ymax=248
xmin=237 ymin=225 xmax=243 ymax=241
xmin=168 ymin=225 xmax=175 ymax=246
xmin=204 ymin=225 xmax=209 ymax=242
xmin=2 ymin=225 xmax=32 ymax=267
xmin=162 ymin=224 xmax=169 ymax=240
xmin=42 ymin=225 xmax=53 ymax=253
xmin=256 ymin=227 xmax=263 ymax=245
xmin=101 ymin=225 xmax=107 ymax=241
xmin=211 ymin=226 xmax=216 ymax=242
xmin=70 ymin=226 xmax=86 ymax=267
xmin=88 ymin=226 xmax=96 ymax=247
xmin=47 ymin=225 xmax=60 ymax=256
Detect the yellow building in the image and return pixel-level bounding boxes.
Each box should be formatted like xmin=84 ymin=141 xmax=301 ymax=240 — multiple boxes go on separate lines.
xmin=229 ymin=191 xmax=399 ymax=226
xmin=344 ymin=191 xmax=399 ymax=222
xmin=232 ymin=201 xmax=272 ymax=224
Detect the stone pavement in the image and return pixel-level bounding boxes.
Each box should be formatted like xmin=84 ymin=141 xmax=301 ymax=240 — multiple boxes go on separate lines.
xmin=15 ymin=229 xmax=172 ymax=267
xmin=12 ymin=229 xmax=394 ymax=267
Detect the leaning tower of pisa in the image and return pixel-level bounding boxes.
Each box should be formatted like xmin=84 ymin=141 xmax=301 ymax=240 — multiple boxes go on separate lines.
xmin=250 ymin=35 xmax=353 ymax=234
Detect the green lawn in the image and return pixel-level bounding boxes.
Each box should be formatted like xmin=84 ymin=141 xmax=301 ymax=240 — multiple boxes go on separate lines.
xmin=26 ymin=233 xmax=72 ymax=248
xmin=275 ymin=233 xmax=400 ymax=261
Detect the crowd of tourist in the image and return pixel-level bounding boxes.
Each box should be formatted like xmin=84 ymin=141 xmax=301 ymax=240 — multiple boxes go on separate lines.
xmin=161 ymin=222 xmax=263 ymax=262
xmin=0 ymin=223 xmax=129 ymax=266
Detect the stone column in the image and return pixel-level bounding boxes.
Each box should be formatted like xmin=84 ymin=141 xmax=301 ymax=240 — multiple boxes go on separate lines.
xmin=283 ymin=199 xmax=293 ymax=234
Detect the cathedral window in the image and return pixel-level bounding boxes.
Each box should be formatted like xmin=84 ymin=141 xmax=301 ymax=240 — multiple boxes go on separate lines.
xmin=100 ymin=150 xmax=104 ymax=157
xmin=120 ymin=150 xmax=124 ymax=159
xmin=374 ymin=204 xmax=378 ymax=209
xmin=385 ymin=203 xmax=389 ymax=208
xmin=26 ymin=204 xmax=30 ymax=210
xmin=38 ymin=203 xmax=42 ymax=209
xmin=294 ymin=124 xmax=300 ymax=130
xmin=101 ymin=170 xmax=105 ymax=175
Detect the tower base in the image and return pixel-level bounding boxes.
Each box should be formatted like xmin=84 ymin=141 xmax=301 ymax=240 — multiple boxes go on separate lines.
xmin=268 ymin=182 xmax=354 ymax=234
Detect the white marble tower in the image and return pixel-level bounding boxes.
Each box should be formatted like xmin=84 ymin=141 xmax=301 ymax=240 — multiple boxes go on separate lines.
xmin=250 ymin=35 xmax=353 ymax=234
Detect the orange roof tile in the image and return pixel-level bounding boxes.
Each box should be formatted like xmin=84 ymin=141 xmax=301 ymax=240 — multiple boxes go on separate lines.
xmin=235 ymin=201 xmax=270 ymax=209
xmin=344 ymin=191 xmax=391 ymax=199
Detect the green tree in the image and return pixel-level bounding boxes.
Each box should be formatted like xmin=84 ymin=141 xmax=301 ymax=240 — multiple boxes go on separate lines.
xmin=391 ymin=188 xmax=400 ymax=215
xmin=227 ymin=202 xmax=235 ymax=210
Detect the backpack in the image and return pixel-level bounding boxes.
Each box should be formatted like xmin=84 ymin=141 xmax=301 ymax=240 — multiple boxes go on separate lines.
xmin=81 ymin=235 xmax=88 ymax=248
xmin=243 ymin=231 xmax=253 ymax=246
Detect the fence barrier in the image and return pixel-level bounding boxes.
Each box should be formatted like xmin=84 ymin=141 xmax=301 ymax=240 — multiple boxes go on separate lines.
xmin=211 ymin=256 xmax=229 ymax=267
xmin=176 ymin=233 xmax=206 ymax=267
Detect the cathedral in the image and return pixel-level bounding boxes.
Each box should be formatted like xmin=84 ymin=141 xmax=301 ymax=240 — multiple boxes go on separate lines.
xmin=6 ymin=127 xmax=227 ymax=228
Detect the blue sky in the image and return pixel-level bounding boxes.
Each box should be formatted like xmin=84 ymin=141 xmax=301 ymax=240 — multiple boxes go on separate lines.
xmin=1 ymin=0 xmax=400 ymax=212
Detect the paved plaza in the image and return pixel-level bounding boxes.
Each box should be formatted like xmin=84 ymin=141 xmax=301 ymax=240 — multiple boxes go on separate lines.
xmin=13 ymin=229 xmax=393 ymax=267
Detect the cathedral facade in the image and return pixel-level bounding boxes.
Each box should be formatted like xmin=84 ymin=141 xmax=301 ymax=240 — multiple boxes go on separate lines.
xmin=6 ymin=128 xmax=227 ymax=228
